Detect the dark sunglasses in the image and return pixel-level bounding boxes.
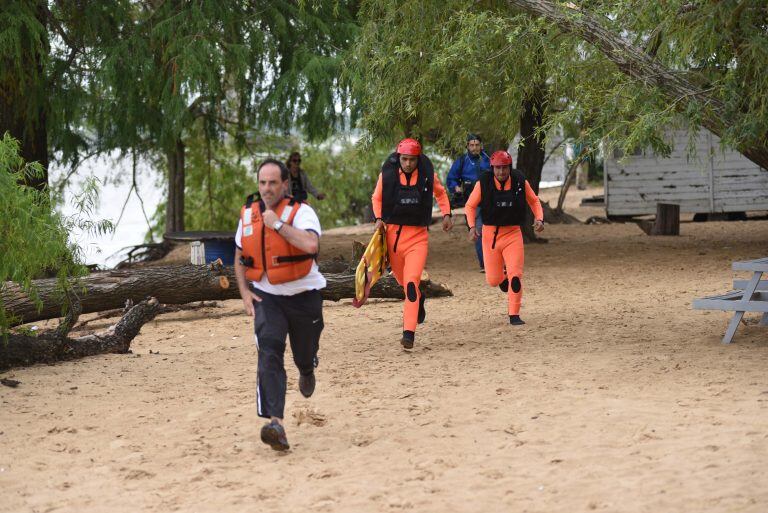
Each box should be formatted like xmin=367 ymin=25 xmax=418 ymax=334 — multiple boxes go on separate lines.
xmin=291 ymin=158 xmax=301 ymax=163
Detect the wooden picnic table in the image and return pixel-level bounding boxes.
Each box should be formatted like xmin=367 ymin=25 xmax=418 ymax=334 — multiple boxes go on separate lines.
xmin=692 ymin=257 xmax=768 ymax=343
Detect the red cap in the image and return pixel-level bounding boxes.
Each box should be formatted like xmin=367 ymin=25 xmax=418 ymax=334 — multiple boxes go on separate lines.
xmin=490 ymin=150 xmax=513 ymax=167
xmin=396 ymin=138 xmax=422 ymax=156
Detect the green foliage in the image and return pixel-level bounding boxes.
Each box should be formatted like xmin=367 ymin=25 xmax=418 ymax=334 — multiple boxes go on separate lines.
xmin=152 ymin=132 xmax=389 ymax=233
xmin=594 ymin=0 xmax=768 ymax=154
xmin=85 ymin=1 xmax=359 ymax=235
xmin=0 ymin=1 xmax=49 ymax=132
xmin=90 ymin=1 xmax=259 ymax=156
xmin=348 ymin=1 xmax=554 ymax=153
xmin=299 ymin=142 xmax=389 ymax=227
xmin=4 ymin=0 xmax=359 ymax=237
xmin=85 ymin=1 xmax=359 ymax=157
xmin=0 ymin=2 xmax=47 ymax=79
xmin=171 ymin=132 xmax=259 ymax=234
xmin=349 ymin=0 xmax=768 ymax=160
xmin=0 ymin=1 xmax=126 ymax=167
xmin=256 ymin=1 xmax=360 ymax=141
xmin=0 ymin=133 xmax=111 ymax=334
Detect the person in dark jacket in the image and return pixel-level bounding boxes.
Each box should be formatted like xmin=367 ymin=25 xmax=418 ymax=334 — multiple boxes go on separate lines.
xmin=286 ymin=152 xmax=326 ymax=202
xmin=446 ymin=134 xmax=490 ymax=271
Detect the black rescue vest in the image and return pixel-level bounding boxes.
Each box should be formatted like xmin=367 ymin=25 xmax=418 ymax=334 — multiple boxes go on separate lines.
xmin=479 ymin=169 xmax=527 ymax=227
xmin=290 ymin=173 xmax=307 ymax=201
xmin=380 ymin=152 xmax=435 ymax=226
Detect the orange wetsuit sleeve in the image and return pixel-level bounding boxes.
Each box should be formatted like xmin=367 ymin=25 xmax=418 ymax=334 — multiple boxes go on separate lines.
xmin=464 ymin=181 xmax=482 ymax=228
xmin=372 ymin=173 xmax=383 ymax=219
xmin=525 ymin=181 xmax=544 ymax=221
xmin=432 ymin=173 xmax=451 ymax=216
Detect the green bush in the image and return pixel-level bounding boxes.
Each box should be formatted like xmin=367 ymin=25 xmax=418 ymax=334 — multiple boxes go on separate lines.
xmin=295 ymin=142 xmax=389 ymax=228
xmin=163 ymin=137 xmax=390 ymax=234
xmin=0 ymin=133 xmax=111 ymax=333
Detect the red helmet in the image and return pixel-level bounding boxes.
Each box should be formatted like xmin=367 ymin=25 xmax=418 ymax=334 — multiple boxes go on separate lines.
xmin=490 ymin=150 xmax=513 ymax=167
xmin=396 ymin=138 xmax=422 ymax=156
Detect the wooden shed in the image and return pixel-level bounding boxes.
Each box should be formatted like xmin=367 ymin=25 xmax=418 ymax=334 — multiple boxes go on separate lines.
xmin=509 ymin=134 xmax=568 ymax=188
xmin=604 ymin=129 xmax=768 ymax=217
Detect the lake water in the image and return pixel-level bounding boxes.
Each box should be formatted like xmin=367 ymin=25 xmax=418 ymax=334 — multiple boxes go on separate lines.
xmin=51 ymin=154 xmax=163 ymax=269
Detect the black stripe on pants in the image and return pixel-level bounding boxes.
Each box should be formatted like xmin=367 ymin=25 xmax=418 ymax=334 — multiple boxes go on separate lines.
xmin=252 ymin=287 xmax=324 ymax=419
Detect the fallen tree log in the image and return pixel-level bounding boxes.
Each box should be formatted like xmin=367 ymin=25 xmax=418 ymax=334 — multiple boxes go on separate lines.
xmin=0 ymin=298 xmax=160 ymax=371
xmin=322 ymin=271 xmax=453 ymax=302
xmin=3 ymin=264 xmax=453 ymax=326
xmin=3 ymin=264 xmax=233 ymax=326
xmin=69 ymin=301 xmax=222 ymax=333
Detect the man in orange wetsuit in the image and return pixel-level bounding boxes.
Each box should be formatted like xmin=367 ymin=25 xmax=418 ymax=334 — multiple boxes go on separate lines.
xmin=371 ymin=138 xmax=453 ymax=349
xmin=464 ymin=150 xmax=544 ymax=325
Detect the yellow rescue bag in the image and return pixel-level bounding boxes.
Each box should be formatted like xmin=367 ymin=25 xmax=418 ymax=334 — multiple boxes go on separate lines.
xmin=352 ymin=227 xmax=388 ymax=308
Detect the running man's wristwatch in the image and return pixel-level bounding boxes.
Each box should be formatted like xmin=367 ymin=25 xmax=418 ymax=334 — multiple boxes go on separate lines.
xmin=272 ymin=220 xmax=284 ymax=232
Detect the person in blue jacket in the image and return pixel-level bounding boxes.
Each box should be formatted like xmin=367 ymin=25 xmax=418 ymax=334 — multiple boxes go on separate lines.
xmin=446 ymin=133 xmax=490 ymax=271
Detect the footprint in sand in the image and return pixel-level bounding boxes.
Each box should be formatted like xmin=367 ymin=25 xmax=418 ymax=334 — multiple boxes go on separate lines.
xmin=311 ymin=496 xmax=338 ymax=510
xmin=352 ymin=434 xmax=373 ymax=447
xmin=123 ymin=468 xmax=156 ymax=480
xmin=308 ymin=469 xmax=340 ymax=479
xmin=293 ymin=407 xmax=327 ymax=427
xmin=480 ymin=469 xmax=504 ymax=480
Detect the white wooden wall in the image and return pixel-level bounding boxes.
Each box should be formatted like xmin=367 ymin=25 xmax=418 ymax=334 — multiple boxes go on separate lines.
xmin=605 ymin=129 xmax=768 ymax=216
xmin=509 ymin=135 xmax=567 ymax=187
xmin=540 ymin=135 xmax=567 ymax=186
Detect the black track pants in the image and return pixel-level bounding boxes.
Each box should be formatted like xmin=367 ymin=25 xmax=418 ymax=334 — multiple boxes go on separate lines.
xmin=252 ymin=288 xmax=324 ymax=419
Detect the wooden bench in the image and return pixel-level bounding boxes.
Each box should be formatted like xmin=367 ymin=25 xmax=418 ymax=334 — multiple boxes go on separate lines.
xmin=692 ymin=257 xmax=768 ymax=343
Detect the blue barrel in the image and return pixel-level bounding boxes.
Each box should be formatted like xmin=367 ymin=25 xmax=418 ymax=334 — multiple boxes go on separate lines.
xmin=204 ymin=239 xmax=236 ymax=265
xmin=164 ymin=232 xmax=237 ymax=266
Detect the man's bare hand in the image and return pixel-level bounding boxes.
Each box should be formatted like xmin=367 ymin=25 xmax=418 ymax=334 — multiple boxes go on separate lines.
xmin=468 ymin=226 xmax=479 ymax=241
xmin=442 ymin=215 xmax=454 ymax=232
xmin=262 ymin=209 xmax=279 ymax=228
xmin=241 ymin=289 xmax=262 ymax=316
xmin=533 ymin=219 xmax=545 ymax=233
xmin=374 ymin=219 xmax=384 ymax=232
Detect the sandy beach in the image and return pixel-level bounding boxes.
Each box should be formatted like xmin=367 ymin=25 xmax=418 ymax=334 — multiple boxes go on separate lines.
xmin=2 ymin=187 xmax=768 ymax=513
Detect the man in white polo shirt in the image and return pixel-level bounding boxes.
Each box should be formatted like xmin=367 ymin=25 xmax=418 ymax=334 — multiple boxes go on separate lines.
xmin=233 ymin=158 xmax=326 ymax=451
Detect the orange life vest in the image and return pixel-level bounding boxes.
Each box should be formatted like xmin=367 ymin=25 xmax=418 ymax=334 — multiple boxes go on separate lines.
xmin=239 ymin=196 xmax=316 ymax=284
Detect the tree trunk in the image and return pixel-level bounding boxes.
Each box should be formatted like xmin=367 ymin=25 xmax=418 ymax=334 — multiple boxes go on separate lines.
xmin=3 ymin=264 xmax=231 ymax=326
xmin=517 ymin=93 xmax=546 ymax=194
xmin=165 ymin=138 xmax=186 ymax=234
xmin=506 ymin=0 xmax=768 ymax=170
xmin=517 ymin=90 xmax=547 ymax=242
xmin=637 ymin=203 xmax=680 ymax=236
xmin=0 ymin=298 xmax=160 ymax=371
xmin=556 ymin=148 xmax=587 ymax=213
xmin=3 ymin=263 xmax=453 ymax=326
xmin=486 ymin=139 xmax=510 ymax=155
xmin=404 ymin=117 xmax=418 ymax=138
xmin=0 ymin=0 xmax=49 ymax=189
